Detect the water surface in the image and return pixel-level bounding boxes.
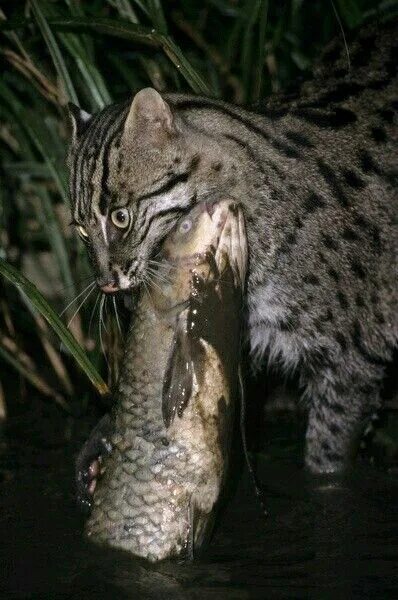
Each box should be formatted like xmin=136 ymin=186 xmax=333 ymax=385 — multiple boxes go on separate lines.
xmin=1 ymin=406 xmax=397 ymax=599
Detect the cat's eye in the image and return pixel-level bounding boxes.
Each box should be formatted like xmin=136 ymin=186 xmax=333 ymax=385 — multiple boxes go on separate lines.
xmin=111 ymin=208 xmax=130 ymax=229
xmin=179 ymin=218 xmax=192 ymax=234
xmin=77 ymin=225 xmax=89 ymax=239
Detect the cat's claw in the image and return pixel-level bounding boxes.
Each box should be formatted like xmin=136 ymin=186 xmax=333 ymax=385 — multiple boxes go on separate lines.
xmin=75 ymin=414 xmax=112 ymax=513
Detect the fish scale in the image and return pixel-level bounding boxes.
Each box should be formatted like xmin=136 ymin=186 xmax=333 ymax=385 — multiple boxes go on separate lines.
xmin=86 ymin=200 xmax=247 ymax=561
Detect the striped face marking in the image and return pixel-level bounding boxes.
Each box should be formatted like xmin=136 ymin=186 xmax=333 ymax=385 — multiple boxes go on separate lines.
xmin=68 ymin=100 xmax=202 ymax=292
xmin=99 ymin=215 xmax=109 ymax=247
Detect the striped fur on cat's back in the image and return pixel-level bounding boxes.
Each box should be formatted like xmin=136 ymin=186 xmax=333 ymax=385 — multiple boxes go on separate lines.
xmin=67 ymin=20 xmax=397 ymax=473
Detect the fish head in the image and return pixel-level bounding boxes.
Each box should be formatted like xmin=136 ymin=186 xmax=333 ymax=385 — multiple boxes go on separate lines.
xmin=163 ymin=199 xmax=247 ymax=289
xmin=163 ymin=201 xmax=226 ymax=262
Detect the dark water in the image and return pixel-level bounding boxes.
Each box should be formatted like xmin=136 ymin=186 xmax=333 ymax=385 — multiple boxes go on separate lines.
xmin=1 ymin=409 xmax=398 ymax=600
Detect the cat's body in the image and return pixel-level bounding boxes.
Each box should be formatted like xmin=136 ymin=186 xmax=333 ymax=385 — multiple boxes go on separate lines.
xmin=69 ymin=21 xmax=397 ymax=473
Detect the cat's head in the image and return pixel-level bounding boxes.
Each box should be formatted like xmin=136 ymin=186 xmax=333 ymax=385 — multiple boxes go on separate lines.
xmin=67 ymin=88 xmax=231 ymax=293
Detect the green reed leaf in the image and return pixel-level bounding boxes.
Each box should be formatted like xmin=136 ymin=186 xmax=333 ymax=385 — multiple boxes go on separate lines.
xmin=59 ymin=32 xmax=112 ymax=110
xmin=335 ymin=0 xmax=363 ymax=28
xmin=252 ymin=0 xmax=269 ymax=103
xmin=0 ymin=258 xmax=109 ymax=397
xmin=2 ymin=161 xmax=51 ymax=179
xmin=146 ymin=0 xmax=168 ymax=35
xmin=30 ymin=0 xmax=79 ymax=105
xmin=241 ymin=0 xmax=262 ymax=103
xmin=34 ymin=185 xmax=76 ymax=302
xmin=0 ymin=79 xmax=69 ymax=204
xmin=42 ymin=1 xmax=111 ymax=110
xmin=48 ymin=16 xmax=212 ymax=95
xmin=0 ymin=81 xmax=75 ymax=301
xmin=0 ymin=343 xmax=70 ymax=412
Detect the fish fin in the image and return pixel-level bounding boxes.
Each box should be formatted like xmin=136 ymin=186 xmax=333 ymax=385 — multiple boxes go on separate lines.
xmin=214 ymin=203 xmax=248 ymax=291
xmin=162 ymin=319 xmax=193 ymax=428
xmin=235 ymin=204 xmax=248 ymax=290
xmin=189 ymin=501 xmax=215 ymax=559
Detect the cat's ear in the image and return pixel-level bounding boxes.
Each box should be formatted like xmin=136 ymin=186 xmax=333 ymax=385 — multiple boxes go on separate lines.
xmin=124 ymin=88 xmax=174 ymax=138
xmin=67 ymin=103 xmax=92 ymax=143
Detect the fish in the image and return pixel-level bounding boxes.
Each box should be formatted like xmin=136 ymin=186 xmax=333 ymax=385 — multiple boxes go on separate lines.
xmin=85 ymin=199 xmax=248 ymax=562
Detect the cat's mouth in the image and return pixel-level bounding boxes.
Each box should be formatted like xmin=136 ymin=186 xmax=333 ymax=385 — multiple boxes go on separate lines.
xmin=100 ymin=282 xmax=120 ymax=294
xmin=97 ymin=270 xmax=143 ymax=293
xmin=97 ymin=250 xmax=161 ymax=293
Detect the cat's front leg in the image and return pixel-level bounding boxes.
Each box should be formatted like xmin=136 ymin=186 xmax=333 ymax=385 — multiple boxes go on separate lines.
xmin=304 ymin=373 xmax=381 ymax=473
xmin=75 ymin=413 xmax=113 ymax=512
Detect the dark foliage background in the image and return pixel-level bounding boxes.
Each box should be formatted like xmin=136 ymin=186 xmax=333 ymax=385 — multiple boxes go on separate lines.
xmin=0 ymin=0 xmax=397 ymax=460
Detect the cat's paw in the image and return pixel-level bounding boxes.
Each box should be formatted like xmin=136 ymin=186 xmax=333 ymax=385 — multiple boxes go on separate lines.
xmin=76 ymin=458 xmax=100 ymax=513
xmin=75 ymin=414 xmax=112 ymax=513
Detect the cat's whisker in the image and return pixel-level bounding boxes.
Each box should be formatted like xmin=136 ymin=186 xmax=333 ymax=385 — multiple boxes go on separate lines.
xmin=146 ymin=272 xmax=164 ymax=294
xmin=98 ymin=295 xmax=110 ymax=369
xmin=148 ymin=258 xmax=168 ymax=267
xmin=149 ymin=259 xmax=178 ymax=272
xmin=60 ymin=281 xmax=96 ymax=317
xmin=66 ymin=283 xmax=96 ymax=328
xmin=148 ymin=260 xmax=177 ymax=271
xmin=146 ymin=266 xmax=171 ymax=286
xmin=112 ymin=295 xmax=122 ymax=334
xmin=143 ymin=276 xmax=155 ymax=308
xmin=151 ymin=273 xmax=171 ymax=286
xmin=89 ymin=291 xmax=101 ymax=337
xmin=143 ymin=274 xmax=153 ymax=304
xmin=149 ymin=264 xmax=172 ymax=279
xmin=54 ymin=274 xmax=94 ymax=295
xmin=147 ymin=262 xmax=172 ymax=277
xmin=101 ymin=295 xmax=109 ymax=333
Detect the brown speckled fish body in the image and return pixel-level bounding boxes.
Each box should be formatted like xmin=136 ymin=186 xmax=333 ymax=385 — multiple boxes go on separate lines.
xmin=86 ymin=200 xmax=247 ymax=561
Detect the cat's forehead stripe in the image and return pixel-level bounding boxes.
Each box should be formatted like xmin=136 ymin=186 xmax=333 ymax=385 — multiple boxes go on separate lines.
xmin=85 ymin=106 xmax=125 ymax=219
xmin=97 ymin=117 xmax=127 ymax=216
xmin=73 ymin=106 xmax=112 ymax=217
xmin=73 ymin=104 xmax=127 ymax=222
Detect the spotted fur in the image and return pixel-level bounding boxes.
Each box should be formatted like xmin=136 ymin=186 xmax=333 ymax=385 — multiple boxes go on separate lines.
xmin=68 ymin=20 xmax=397 ymax=473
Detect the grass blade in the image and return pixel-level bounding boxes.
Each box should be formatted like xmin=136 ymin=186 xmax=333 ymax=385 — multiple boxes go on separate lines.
xmin=253 ymin=0 xmax=269 ymax=102
xmin=0 ymin=81 xmax=75 ymax=299
xmin=240 ymin=0 xmax=262 ymax=103
xmin=146 ymin=0 xmax=168 ymax=35
xmin=59 ymin=32 xmax=112 ymax=109
xmin=1 ymin=14 xmax=212 ymax=95
xmin=34 ymin=185 xmax=76 ymax=301
xmin=44 ymin=2 xmax=112 ymax=110
xmin=48 ymin=16 xmax=212 ymax=95
xmin=2 ymin=161 xmax=50 ymax=178
xmin=0 ymin=340 xmax=69 ymax=412
xmin=335 ymin=0 xmax=363 ymax=28
xmin=0 ymin=80 xmax=69 ymax=202
xmin=30 ymin=0 xmax=79 ymax=104
xmin=0 ymin=258 xmax=109 ymax=396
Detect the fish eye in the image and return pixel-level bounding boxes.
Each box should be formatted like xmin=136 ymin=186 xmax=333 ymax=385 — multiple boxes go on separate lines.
xmin=111 ymin=208 xmax=130 ymax=229
xmin=77 ymin=225 xmax=89 ymax=239
xmin=179 ymin=218 xmax=192 ymax=234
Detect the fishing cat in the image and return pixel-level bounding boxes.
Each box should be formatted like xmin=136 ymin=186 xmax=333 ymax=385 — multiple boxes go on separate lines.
xmin=68 ymin=20 xmax=397 ymax=477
